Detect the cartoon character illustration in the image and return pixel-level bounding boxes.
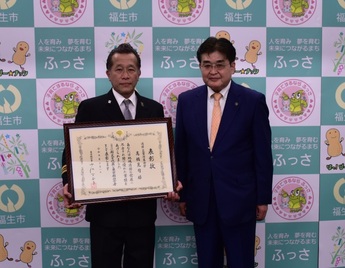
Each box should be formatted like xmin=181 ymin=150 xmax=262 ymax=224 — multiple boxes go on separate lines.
xmin=8 ymin=41 xmax=31 ymax=70
xmin=61 ymin=92 xmax=80 ymax=118
xmin=325 ymin=128 xmax=345 ymax=160
xmin=51 ymin=0 xmax=60 ymax=12
xmin=290 ymin=0 xmax=309 ymax=17
xmin=53 ymin=94 xmax=64 ymax=114
xmin=65 ymin=207 xmax=80 ymax=217
xmin=254 ymin=236 xmax=261 ymax=267
xmin=169 ymin=0 xmax=178 ymax=12
xmin=281 ymin=95 xmax=290 ymax=112
xmin=0 ymin=234 xmax=13 ymax=262
xmin=169 ymin=93 xmax=178 ymax=113
xmin=280 ymin=187 xmax=306 ymax=213
xmin=240 ymin=40 xmax=262 ymax=69
xmin=282 ymin=90 xmax=307 ymax=116
xmin=0 ymin=42 xmax=5 ymax=62
xmin=59 ymin=0 xmax=79 ymax=17
xmin=280 ymin=193 xmax=289 ymax=208
xmin=177 ymin=0 xmax=196 ymax=15
xmin=56 ymin=194 xmax=65 ymax=213
xmin=15 ymin=240 xmax=37 ymax=267
xmin=215 ymin=30 xmax=235 ymax=44
xmin=282 ymin=0 xmax=291 ymax=12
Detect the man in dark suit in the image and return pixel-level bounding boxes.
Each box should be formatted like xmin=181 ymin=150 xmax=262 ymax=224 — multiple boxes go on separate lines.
xmin=61 ymin=43 xmax=180 ymax=268
xmin=174 ymin=37 xmax=273 ymax=268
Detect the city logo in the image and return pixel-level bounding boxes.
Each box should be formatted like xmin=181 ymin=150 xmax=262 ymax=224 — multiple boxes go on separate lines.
xmin=109 ymin=0 xmax=137 ymax=9
xmin=0 ymin=84 xmax=21 ymax=114
xmin=0 ymin=0 xmax=16 ymax=10
xmin=159 ymin=79 xmax=197 ymax=127
xmin=271 ymin=79 xmax=315 ymax=124
xmin=226 ymin=0 xmax=253 ymax=9
xmin=105 ymin=30 xmax=144 ymax=55
xmin=336 ymin=82 xmax=345 ymax=109
xmin=0 ymin=184 xmax=25 ymax=212
xmin=159 ymin=0 xmax=204 ymax=25
xmin=272 ymin=0 xmax=317 ymax=25
xmin=0 ymin=133 xmax=31 ymax=178
xmin=43 ymin=80 xmax=87 ymax=125
xmin=160 ymin=199 xmax=189 ymax=223
xmin=272 ymin=176 xmax=314 ymax=220
xmin=339 ymin=0 xmax=345 ymax=9
xmin=333 ymin=177 xmax=345 ymax=205
xmin=40 ymin=0 xmax=87 ymax=25
xmin=46 ymin=182 xmax=86 ymax=225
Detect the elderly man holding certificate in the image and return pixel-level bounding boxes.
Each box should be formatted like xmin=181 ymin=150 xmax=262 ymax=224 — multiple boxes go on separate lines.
xmin=61 ymin=43 xmax=181 ymax=268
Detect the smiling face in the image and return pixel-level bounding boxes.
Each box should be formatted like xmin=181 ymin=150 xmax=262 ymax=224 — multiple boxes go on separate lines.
xmin=199 ymin=51 xmax=235 ymax=93
xmin=106 ymin=53 xmax=141 ymax=99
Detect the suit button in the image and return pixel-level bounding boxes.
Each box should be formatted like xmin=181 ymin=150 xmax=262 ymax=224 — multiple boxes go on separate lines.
xmin=210 ymin=156 xmax=214 ymax=159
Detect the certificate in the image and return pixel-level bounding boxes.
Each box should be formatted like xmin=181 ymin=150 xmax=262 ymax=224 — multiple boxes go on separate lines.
xmin=63 ymin=117 xmax=176 ymax=204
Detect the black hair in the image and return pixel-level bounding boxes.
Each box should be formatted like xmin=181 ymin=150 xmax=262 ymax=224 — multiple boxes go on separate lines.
xmin=106 ymin=43 xmax=141 ymax=70
xmin=197 ymin=37 xmax=236 ymax=64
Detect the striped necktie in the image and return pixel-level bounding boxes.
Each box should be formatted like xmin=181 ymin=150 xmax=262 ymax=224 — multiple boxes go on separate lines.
xmin=123 ymin=99 xmax=133 ymax=120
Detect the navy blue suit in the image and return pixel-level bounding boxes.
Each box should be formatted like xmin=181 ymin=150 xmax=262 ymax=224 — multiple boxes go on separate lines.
xmin=174 ymin=81 xmax=273 ymax=267
xmin=62 ymin=89 xmax=164 ymax=268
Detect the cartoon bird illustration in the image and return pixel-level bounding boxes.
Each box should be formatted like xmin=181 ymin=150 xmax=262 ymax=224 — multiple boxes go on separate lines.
xmin=0 ymin=234 xmax=13 ymax=262
xmin=290 ymin=0 xmax=309 ymax=17
xmin=280 ymin=187 xmax=306 ymax=213
xmin=8 ymin=41 xmax=30 ymax=70
xmin=285 ymin=89 xmax=307 ymax=116
xmin=62 ymin=92 xmax=80 ymax=118
xmin=15 ymin=240 xmax=37 ymax=267
xmin=240 ymin=40 xmax=262 ymax=69
xmin=325 ymin=128 xmax=345 ymax=160
xmin=59 ymin=0 xmax=79 ymax=17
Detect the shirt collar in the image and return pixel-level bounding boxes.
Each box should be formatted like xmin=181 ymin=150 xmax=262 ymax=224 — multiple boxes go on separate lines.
xmin=207 ymin=80 xmax=231 ymax=100
xmin=112 ymin=88 xmax=137 ymax=107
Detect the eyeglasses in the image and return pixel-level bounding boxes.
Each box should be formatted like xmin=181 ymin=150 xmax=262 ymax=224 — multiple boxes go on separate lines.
xmin=200 ymin=62 xmax=230 ymax=71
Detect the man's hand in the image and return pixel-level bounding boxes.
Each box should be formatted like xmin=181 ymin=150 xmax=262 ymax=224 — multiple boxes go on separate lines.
xmin=179 ymin=202 xmax=187 ymax=216
xmin=164 ymin=180 xmax=183 ymax=201
xmin=256 ymin=204 xmax=268 ymax=221
xmin=63 ymin=183 xmax=82 ymax=209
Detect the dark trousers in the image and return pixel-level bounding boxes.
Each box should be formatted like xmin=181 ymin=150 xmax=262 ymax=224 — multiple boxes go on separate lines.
xmin=90 ymin=222 xmax=155 ymax=268
xmin=193 ymin=192 xmax=256 ymax=268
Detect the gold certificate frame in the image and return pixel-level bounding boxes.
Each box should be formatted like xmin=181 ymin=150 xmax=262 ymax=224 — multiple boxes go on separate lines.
xmin=63 ymin=117 xmax=176 ymax=204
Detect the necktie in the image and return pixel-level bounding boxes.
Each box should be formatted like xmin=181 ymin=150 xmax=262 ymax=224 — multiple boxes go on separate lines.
xmin=123 ymin=99 xmax=133 ymax=120
xmin=210 ymin=92 xmax=222 ymax=151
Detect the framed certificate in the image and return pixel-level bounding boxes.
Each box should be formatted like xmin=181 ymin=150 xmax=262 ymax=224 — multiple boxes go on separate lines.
xmin=63 ymin=117 xmax=176 ymax=204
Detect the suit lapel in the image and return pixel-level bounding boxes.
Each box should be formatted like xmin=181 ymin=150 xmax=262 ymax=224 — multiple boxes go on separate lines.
xmin=213 ymin=82 xmax=241 ymax=149
xmin=135 ymin=92 xmax=151 ymax=119
xmin=104 ymin=89 xmax=125 ymax=121
xmin=195 ymin=86 xmax=209 ymax=149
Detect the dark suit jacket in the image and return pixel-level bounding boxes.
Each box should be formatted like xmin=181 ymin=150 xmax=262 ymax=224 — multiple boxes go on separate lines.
xmin=174 ymin=81 xmax=273 ymax=226
xmin=62 ymin=89 xmax=164 ymax=227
